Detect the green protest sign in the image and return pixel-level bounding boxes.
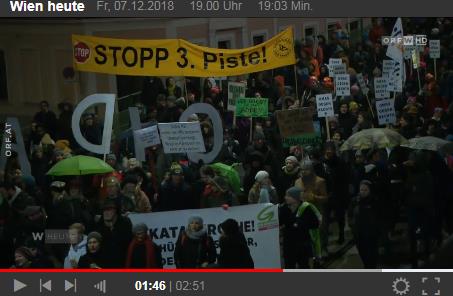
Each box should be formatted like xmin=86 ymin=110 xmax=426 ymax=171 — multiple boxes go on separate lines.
xmin=282 ymin=133 xmax=323 ymax=148
xmin=235 ymin=98 xmax=269 ymax=117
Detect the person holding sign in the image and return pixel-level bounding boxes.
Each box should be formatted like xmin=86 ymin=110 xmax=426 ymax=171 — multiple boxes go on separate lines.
xmin=157 ymin=163 xmax=195 ymax=211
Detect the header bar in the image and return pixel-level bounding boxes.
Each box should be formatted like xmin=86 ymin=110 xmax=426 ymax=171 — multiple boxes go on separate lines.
xmin=0 ymin=0 xmax=452 ymax=17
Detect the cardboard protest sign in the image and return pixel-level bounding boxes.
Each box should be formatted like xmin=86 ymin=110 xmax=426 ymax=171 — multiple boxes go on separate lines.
xmin=335 ymin=74 xmax=351 ymax=96
xmin=133 ymin=125 xmax=160 ymax=147
xmin=227 ymin=82 xmax=246 ymax=112
xmin=429 ymin=40 xmax=440 ymax=59
xmin=129 ymin=204 xmax=281 ymax=268
xmin=382 ymin=60 xmax=395 ymax=77
xmin=282 ymin=121 xmax=322 ymax=148
xmin=275 ymin=108 xmax=314 ymax=138
xmin=316 ymin=93 xmax=334 ymax=118
xmin=158 ymin=122 xmax=206 ymax=154
xmin=374 ymin=77 xmax=390 ymax=99
xmin=376 ymin=99 xmax=396 ymax=125
xmin=356 ymin=73 xmax=369 ymax=95
xmin=236 ymin=98 xmax=269 ymax=117
xmin=179 ymin=103 xmax=224 ymax=164
xmin=72 ymin=27 xmax=295 ymax=78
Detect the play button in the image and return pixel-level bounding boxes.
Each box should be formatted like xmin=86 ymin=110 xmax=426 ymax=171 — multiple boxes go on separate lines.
xmin=13 ymin=279 xmax=27 ymax=292
xmin=65 ymin=279 xmax=77 ymax=292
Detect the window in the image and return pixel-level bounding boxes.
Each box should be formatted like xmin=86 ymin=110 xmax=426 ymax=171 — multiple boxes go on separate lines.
xmin=252 ymin=35 xmax=265 ymax=46
xmin=217 ymin=40 xmax=231 ymax=49
xmin=0 ymin=50 xmax=8 ymax=101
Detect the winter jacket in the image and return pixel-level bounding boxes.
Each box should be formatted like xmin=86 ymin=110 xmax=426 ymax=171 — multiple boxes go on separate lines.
xmin=218 ymin=233 xmax=254 ymax=268
xmin=64 ymin=235 xmax=87 ymax=268
xmin=294 ymin=176 xmax=328 ymax=210
xmin=174 ymin=230 xmax=217 ymax=268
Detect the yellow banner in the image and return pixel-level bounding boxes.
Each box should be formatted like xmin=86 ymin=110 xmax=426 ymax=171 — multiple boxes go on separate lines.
xmin=72 ymin=27 xmax=295 ymax=77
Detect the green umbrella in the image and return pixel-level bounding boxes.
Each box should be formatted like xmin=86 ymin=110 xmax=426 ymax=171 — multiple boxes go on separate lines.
xmin=47 ymin=155 xmax=114 ymax=176
xmin=209 ymin=162 xmax=242 ymax=195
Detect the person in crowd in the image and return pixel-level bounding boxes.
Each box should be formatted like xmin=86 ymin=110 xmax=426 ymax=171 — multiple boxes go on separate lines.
xmin=95 ymin=200 xmax=133 ymax=268
xmin=56 ymin=102 xmax=74 ymax=144
xmin=120 ymin=175 xmax=152 ymax=213
xmin=125 ymin=223 xmax=162 ymax=268
xmin=200 ymin=175 xmax=236 ymax=208
xmin=11 ymin=247 xmax=34 ymax=269
xmin=348 ymin=180 xmax=380 ymax=268
xmin=81 ymin=113 xmax=102 ymax=147
xmin=295 ymin=160 xmax=328 ymax=211
xmin=158 ymin=163 xmax=195 ymax=211
xmin=248 ymin=170 xmax=278 ymax=204
xmin=64 ymin=223 xmax=87 ymax=268
xmin=279 ymin=187 xmax=321 ymax=268
xmin=276 ymin=156 xmax=301 ymax=202
xmin=77 ymin=232 xmax=106 ymax=269
xmin=23 ymin=237 xmax=54 ymax=268
xmin=33 ymin=100 xmax=58 ymax=139
xmin=218 ymin=218 xmax=254 ymax=268
xmin=174 ymin=216 xmax=217 ymax=268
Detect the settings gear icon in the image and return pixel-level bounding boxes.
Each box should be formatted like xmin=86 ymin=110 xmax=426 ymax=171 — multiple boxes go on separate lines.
xmin=393 ymin=277 xmax=411 ymax=295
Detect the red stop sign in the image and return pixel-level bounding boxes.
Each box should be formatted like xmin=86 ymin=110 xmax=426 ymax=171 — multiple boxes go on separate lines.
xmin=74 ymin=42 xmax=90 ymax=63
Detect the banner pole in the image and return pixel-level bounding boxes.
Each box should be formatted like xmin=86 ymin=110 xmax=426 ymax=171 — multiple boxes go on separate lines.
xmin=434 ymin=58 xmax=437 ymax=81
xmin=184 ymin=78 xmax=189 ymax=108
xmin=365 ymin=94 xmax=376 ymax=120
xmin=294 ymin=64 xmax=299 ymax=100
xmin=325 ymin=117 xmax=331 ymax=141
xmin=417 ymin=67 xmax=422 ymax=93
xmin=249 ymin=117 xmax=253 ymax=143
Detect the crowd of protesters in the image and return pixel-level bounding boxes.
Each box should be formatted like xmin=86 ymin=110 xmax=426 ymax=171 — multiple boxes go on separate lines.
xmin=1 ymin=17 xmax=453 ymax=269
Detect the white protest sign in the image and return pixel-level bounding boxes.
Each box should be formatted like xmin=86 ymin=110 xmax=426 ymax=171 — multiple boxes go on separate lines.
xmin=329 ymin=58 xmax=342 ymax=66
xmin=374 ymin=77 xmax=390 ymax=99
xmin=429 ymin=40 xmax=440 ymax=59
xmin=158 ymin=122 xmax=206 ymax=154
xmin=335 ymin=74 xmax=351 ymax=96
xmin=392 ymin=60 xmax=404 ymax=92
xmin=0 ymin=118 xmax=31 ymax=176
xmin=382 ymin=60 xmax=395 ymax=77
xmin=316 ymin=93 xmax=335 ymax=117
xmin=227 ymin=82 xmax=246 ymax=112
xmin=331 ymin=64 xmax=347 ymax=77
xmin=129 ymin=204 xmax=281 ymax=268
xmin=179 ymin=103 xmax=223 ymax=164
xmin=376 ymin=99 xmax=396 ymax=125
xmin=356 ymin=73 xmax=369 ymax=95
xmin=71 ymin=94 xmax=115 ymax=155
xmin=133 ymin=125 xmax=160 ymax=148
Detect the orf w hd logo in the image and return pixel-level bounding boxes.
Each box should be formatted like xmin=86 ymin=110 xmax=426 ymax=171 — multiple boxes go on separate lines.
xmin=74 ymin=42 xmax=90 ymax=63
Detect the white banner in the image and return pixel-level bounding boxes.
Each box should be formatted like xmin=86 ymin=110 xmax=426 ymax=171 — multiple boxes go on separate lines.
xmin=316 ymin=93 xmax=335 ymax=117
xmin=133 ymin=125 xmax=161 ymax=147
xmin=158 ymin=122 xmax=206 ymax=154
xmin=374 ymin=77 xmax=390 ymax=99
xmin=429 ymin=40 xmax=440 ymax=59
xmin=227 ymin=82 xmax=246 ymax=112
xmin=335 ymin=74 xmax=350 ymax=96
xmin=376 ymin=99 xmax=396 ymax=125
xmin=129 ymin=204 xmax=281 ymax=268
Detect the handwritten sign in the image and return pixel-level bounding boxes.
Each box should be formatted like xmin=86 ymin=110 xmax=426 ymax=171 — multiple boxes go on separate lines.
xmin=227 ymin=82 xmax=246 ymax=112
xmin=335 ymin=74 xmax=351 ymax=96
xmin=236 ymin=98 xmax=269 ymax=117
xmin=376 ymin=99 xmax=396 ymax=125
xmin=429 ymin=40 xmax=440 ymax=59
xmin=382 ymin=60 xmax=395 ymax=78
xmin=374 ymin=77 xmax=390 ymax=99
xmin=275 ymin=108 xmax=314 ymax=138
xmin=158 ymin=122 xmax=206 ymax=154
xmin=133 ymin=125 xmax=161 ymax=147
xmin=330 ymin=64 xmax=347 ymax=77
xmin=316 ymin=93 xmax=334 ymax=118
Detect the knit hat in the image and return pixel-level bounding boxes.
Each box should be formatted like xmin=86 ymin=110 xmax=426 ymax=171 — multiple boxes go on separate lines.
xmin=255 ymin=170 xmax=269 ymax=183
xmin=188 ymin=216 xmax=204 ymax=226
xmin=106 ymin=153 xmax=117 ymax=161
xmin=220 ymin=218 xmax=240 ymax=236
xmin=170 ymin=162 xmax=183 ymax=176
xmin=132 ymin=223 xmax=149 ymax=234
xmin=127 ymin=158 xmax=140 ymax=169
xmin=15 ymin=247 xmax=34 ymax=262
xmin=54 ymin=140 xmax=71 ymax=154
xmin=286 ymin=186 xmax=302 ymax=201
xmin=41 ymin=134 xmax=55 ymax=145
xmin=187 ymin=114 xmax=199 ymax=122
xmin=87 ymin=231 xmax=102 ymax=243
xmin=285 ymin=156 xmax=298 ymax=165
